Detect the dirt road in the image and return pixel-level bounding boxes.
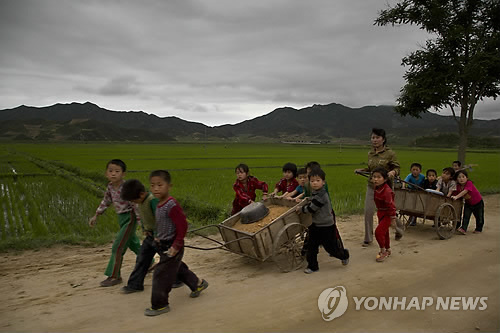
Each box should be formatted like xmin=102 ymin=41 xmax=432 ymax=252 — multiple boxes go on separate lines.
xmin=1 ymin=195 xmax=498 ymax=332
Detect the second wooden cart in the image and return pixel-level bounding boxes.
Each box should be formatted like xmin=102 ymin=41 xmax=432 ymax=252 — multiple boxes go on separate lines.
xmin=394 ymin=187 xmax=463 ymax=239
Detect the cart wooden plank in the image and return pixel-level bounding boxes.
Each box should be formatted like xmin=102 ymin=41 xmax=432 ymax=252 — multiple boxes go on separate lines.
xmin=219 ymin=198 xmax=311 ymax=261
xmin=394 ymin=188 xmax=463 ymax=219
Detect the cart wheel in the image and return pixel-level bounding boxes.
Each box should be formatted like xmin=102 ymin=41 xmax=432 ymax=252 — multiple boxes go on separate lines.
xmin=435 ymin=203 xmax=458 ymax=239
xmin=272 ymin=223 xmax=307 ymax=273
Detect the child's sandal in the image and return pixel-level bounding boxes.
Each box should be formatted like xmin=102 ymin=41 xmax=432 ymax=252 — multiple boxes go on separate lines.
xmin=376 ymin=251 xmax=389 ymax=262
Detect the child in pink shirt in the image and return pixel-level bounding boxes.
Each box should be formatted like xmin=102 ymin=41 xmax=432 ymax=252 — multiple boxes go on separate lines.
xmin=451 ymin=170 xmax=484 ymax=234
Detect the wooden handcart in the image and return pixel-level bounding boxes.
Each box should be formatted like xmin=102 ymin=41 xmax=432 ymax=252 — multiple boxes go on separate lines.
xmin=394 ymin=186 xmax=463 ymax=239
xmin=356 ymin=171 xmax=463 ymax=239
xmin=186 ymin=197 xmax=312 ymax=272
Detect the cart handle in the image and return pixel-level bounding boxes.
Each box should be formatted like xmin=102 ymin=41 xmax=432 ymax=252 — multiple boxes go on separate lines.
xmin=186 ymin=224 xmax=254 ymax=251
xmin=185 ymin=237 xmax=254 ymax=251
xmin=356 ymin=170 xmax=427 ymax=192
xmin=397 ymin=178 xmax=426 ymax=192
xmin=355 ymin=170 xmax=371 ymax=177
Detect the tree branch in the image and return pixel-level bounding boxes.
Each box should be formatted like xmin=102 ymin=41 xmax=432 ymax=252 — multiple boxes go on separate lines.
xmin=450 ymin=105 xmax=460 ymax=125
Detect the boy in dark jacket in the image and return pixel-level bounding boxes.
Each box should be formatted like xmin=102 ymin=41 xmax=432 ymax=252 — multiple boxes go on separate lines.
xmin=297 ymin=167 xmax=349 ymax=274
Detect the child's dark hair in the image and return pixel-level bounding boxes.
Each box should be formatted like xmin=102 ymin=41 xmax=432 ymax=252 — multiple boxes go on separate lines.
xmin=308 ymin=167 xmax=326 ymax=181
xmin=149 ymin=170 xmax=171 ymax=184
xmin=305 ymin=161 xmax=321 ymax=170
xmin=235 ymin=163 xmax=249 ymax=174
xmin=372 ymin=128 xmax=387 ymax=145
xmin=282 ymin=162 xmax=298 ymax=178
xmin=453 ymin=160 xmax=462 ymax=167
xmin=410 ymin=163 xmax=422 ymax=170
xmin=372 ymin=167 xmax=392 ymax=187
xmin=442 ymin=167 xmax=455 ymax=176
xmin=107 ymin=159 xmax=126 ymax=172
xmin=121 ymin=179 xmax=146 ymax=201
xmin=454 ymin=169 xmax=468 ymax=181
xmin=426 ymin=169 xmax=437 ymax=177
xmin=297 ymin=167 xmax=307 ymax=176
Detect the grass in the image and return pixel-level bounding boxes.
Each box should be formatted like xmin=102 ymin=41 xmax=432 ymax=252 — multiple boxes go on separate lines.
xmin=0 ymin=142 xmax=498 ymax=251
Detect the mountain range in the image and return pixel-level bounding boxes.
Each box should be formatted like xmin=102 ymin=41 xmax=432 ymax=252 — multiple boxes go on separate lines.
xmin=0 ymin=102 xmax=498 ymax=143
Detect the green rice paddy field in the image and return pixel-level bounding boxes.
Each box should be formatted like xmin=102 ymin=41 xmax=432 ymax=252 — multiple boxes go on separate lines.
xmin=1 ymin=142 xmax=499 ymax=251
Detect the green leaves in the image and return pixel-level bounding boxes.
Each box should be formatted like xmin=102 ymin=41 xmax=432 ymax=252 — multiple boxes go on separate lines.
xmin=376 ymin=0 xmax=500 ymax=162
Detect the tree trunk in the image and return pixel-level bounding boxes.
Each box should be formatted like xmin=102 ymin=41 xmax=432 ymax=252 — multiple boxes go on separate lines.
xmin=457 ymin=109 xmax=469 ymax=164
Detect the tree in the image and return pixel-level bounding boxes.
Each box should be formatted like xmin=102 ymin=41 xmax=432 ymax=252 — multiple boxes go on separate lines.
xmin=375 ymin=0 xmax=500 ymax=163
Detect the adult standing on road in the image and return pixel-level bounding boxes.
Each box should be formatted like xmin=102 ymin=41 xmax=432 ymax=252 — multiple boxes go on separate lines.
xmin=355 ymin=128 xmax=401 ymax=246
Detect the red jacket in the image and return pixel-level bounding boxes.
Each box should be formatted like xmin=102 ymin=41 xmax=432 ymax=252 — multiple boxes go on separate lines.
xmin=374 ymin=183 xmax=396 ymax=218
xmin=233 ymin=176 xmax=268 ymax=208
xmin=275 ymin=177 xmax=298 ymax=194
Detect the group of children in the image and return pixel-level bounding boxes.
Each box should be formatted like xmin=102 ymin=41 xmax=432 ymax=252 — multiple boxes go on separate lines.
xmin=231 ymin=161 xmax=349 ymax=273
xmin=90 ymin=159 xmax=208 ymax=317
xmin=401 ymin=160 xmax=484 ymax=233
xmin=91 ymin=158 xmax=485 ymax=316
xmin=367 ymin=160 xmax=484 ymax=263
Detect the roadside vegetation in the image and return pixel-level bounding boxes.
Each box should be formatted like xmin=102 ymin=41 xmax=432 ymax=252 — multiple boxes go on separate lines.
xmin=1 ymin=143 xmax=498 ymax=251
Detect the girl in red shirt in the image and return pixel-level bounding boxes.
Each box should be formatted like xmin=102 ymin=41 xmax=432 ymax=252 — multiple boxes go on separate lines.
xmin=372 ymin=167 xmax=397 ymax=262
xmin=452 ymin=170 xmax=484 ymax=234
xmin=231 ymin=163 xmax=268 ymax=215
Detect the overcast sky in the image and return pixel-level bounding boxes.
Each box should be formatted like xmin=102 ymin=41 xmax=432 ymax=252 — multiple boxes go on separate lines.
xmin=0 ymin=0 xmax=498 ymax=126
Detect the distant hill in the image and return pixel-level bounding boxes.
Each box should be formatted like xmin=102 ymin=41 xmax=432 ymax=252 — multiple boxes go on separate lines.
xmin=0 ymin=118 xmax=175 ymax=142
xmin=0 ymin=102 xmax=215 ymax=141
xmin=215 ymin=103 xmax=500 ymax=141
xmin=0 ymin=101 xmax=498 ymax=143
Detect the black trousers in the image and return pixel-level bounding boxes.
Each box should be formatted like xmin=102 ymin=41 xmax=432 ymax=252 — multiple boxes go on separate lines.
xmin=126 ymin=235 xmax=156 ymax=290
xmin=306 ymin=224 xmax=349 ymax=271
xmin=460 ymin=200 xmax=485 ymax=232
xmin=151 ymin=247 xmax=199 ymax=309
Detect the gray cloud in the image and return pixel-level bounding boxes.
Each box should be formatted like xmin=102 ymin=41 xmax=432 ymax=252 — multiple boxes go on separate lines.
xmin=99 ymin=80 xmax=140 ymax=96
xmin=0 ymin=0 xmax=498 ymax=125
xmin=76 ymin=75 xmax=141 ymax=96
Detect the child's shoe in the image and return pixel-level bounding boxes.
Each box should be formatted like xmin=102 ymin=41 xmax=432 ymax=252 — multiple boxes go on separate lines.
xmin=304 ymin=268 xmax=318 ymax=274
xmin=376 ymin=251 xmax=389 ymax=262
xmin=121 ymin=285 xmax=142 ymax=294
xmin=457 ymin=227 xmax=466 ymax=235
xmin=144 ymin=306 xmax=170 ymax=316
xmin=100 ymin=277 xmax=122 ymax=287
xmin=362 ymin=241 xmax=371 ymax=247
xmin=341 ymin=249 xmax=350 ymax=265
xmin=190 ymin=279 xmax=209 ymax=298
xmin=473 ymin=230 xmax=482 ymax=234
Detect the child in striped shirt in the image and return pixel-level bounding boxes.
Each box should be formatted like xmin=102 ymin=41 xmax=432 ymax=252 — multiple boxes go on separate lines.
xmin=89 ymin=159 xmax=141 ymax=287
xmin=144 ymin=170 xmax=208 ymax=317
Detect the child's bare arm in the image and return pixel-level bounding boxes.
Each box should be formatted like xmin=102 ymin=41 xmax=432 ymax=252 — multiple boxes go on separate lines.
xmin=294 ymin=193 xmax=305 ymax=202
xmin=284 ymin=190 xmax=297 ymax=200
xmin=451 ymin=189 xmax=468 ymax=200
xmin=167 ymin=247 xmax=178 ymax=257
xmin=89 ymin=215 xmax=98 ymax=227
